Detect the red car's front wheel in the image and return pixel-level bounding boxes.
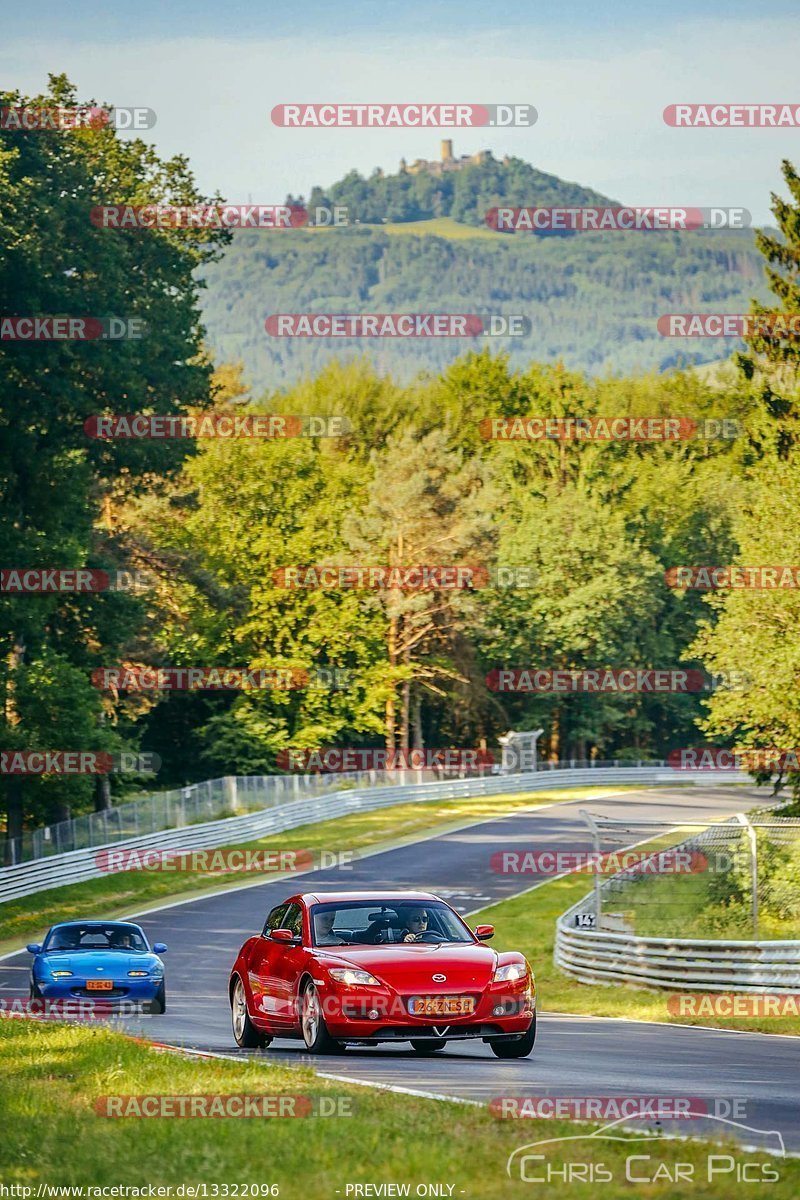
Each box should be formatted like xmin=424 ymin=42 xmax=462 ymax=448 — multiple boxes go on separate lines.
xmin=489 ymin=1012 xmax=536 ymax=1058
xmin=300 ymin=982 xmax=344 ymax=1054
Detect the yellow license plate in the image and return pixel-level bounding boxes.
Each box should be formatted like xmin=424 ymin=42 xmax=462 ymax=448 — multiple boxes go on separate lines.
xmin=86 ymin=980 xmax=114 ymax=991
xmin=409 ymin=996 xmax=475 ymax=1016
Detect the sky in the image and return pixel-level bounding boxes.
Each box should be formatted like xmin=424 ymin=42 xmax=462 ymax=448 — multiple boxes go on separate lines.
xmin=3 ymin=0 xmax=799 ymax=224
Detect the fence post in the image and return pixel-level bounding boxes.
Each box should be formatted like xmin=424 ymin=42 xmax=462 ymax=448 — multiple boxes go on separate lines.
xmin=735 ymin=812 xmax=759 ymax=938
xmin=224 ymin=775 xmax=238 ymax=813
xmin=580 ymin=809 xmax=603 ymax=928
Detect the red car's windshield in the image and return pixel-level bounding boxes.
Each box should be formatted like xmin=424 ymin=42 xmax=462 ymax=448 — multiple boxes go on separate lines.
xmin=311 ymin=901 xmax=474 ymax=947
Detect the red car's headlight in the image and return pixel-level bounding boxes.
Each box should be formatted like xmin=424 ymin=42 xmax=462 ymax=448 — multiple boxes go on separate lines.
xmin=493 ymin=963 xmax=527 ymax=983
xmin=328 ymin=968 xmax=381 ymax=986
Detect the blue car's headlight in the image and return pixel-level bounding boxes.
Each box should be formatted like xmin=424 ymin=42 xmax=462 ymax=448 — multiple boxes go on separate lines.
xmin=50 ymin=970 xmax=73 ymax=978
xmin=127 ymin=970 xmax=150 ymax=977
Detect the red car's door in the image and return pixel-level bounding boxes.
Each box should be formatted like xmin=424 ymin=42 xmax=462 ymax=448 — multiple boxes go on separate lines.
xmin=274 ymin=902 xmax=309 ymax=1030
xmin=247 ymin=902 xmax=306 ymax=1029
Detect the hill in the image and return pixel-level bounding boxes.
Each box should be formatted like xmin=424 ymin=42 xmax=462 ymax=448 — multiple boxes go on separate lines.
xmin=298 ymin=150 xmax=617 ymax=226
xmin=198 ymin=152 xmax=770 ymax=390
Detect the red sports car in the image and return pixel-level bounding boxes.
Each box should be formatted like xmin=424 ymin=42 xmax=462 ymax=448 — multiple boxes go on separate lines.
xmin=228 ymin=890 xmax=536 ymax=1057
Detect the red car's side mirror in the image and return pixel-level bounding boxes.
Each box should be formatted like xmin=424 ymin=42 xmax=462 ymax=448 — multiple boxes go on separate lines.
xmin=475 ymin=924 xmax=495 ymax=941
xmin=271 ymin=928 xmax=300 ymax=944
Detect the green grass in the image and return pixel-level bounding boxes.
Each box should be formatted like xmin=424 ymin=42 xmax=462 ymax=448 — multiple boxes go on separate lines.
xmin=0 ymin=1020 xmax=796 ymax=1197
xmin=299 ymin=216 xmax=499 ymax=240
xmin=472 ymin=867 xmax=800 ymax=1036
xmin=0 ymin=787 xmax=632 ymax=951
xmin=381 ymin=216 xmax=499 ymax=240
xmin=615 ymin=868 xmax=800 ymax=941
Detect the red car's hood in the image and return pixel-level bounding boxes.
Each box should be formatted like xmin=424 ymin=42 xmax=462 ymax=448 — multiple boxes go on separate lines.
xmin=316 ymin=943 xmax=497 ymax=991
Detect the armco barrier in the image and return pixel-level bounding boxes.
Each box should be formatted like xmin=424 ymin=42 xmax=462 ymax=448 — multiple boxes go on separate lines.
xmin=0 ymin=765 xmax=742 ymax=906
xmin=555 ymin=925 xmax=800 ymax=993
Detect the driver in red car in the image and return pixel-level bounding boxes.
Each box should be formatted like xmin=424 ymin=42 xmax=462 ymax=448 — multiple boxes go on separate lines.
xmin=401 ymin=907 xmax=429 ymax=942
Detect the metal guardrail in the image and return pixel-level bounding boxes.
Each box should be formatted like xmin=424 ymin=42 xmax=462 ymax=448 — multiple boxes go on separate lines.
xmin=0 ymin=764 xmax=729 ymax=907
xmin=9 ymin=772 xmax=376 ymax=864
xmin=555 ymin=809 xmax=800 ymax=992
xmin=555 ymin=925 xmax=800 ymax=992
xmin=6 ymin=757 xmax=675 ymax=865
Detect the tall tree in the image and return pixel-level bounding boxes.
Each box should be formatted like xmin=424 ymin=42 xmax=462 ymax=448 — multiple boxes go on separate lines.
xmin=0 ymin=75 xmax=227 ymax=858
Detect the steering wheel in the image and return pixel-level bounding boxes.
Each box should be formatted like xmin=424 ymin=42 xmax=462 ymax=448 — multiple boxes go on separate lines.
xmin=401 ymin=930 xmax=441 ymax=943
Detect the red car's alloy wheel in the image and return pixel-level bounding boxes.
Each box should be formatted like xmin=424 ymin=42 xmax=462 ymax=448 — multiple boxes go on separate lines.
xmin=301 ymin=982 xmax=344 ymax=1054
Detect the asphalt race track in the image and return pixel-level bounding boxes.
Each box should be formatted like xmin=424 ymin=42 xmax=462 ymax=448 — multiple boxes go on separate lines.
xmin=3 ymin=785 xmax=799 ymax=1152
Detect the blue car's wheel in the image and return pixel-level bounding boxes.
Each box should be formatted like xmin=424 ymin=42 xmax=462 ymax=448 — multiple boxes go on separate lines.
xmin=29 ymin=981 xmax=43 ymax=1001
xmin=149 ymin=982 xmax=166 ymax=1015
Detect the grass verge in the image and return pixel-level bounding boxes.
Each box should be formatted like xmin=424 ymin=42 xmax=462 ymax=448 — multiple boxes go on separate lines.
xmin=0 ymin=1020 xmax=796 ymax=1197
xmin=0 ymin=787 xmax=633 ymax=952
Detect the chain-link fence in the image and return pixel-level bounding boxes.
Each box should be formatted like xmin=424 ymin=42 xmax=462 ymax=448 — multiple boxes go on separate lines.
xmin=578 ymin=806 xmax=800 ymax=941
xmin=4 ymin=757 xmax=672 ymax=865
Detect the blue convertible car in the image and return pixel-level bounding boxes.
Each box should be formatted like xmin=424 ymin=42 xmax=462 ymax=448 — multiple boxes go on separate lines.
xmin=27 ymin=921 xmax=168 ymax=1013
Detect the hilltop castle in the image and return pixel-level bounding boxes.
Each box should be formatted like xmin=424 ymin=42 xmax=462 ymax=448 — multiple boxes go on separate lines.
xmin=399 ymin=141 xmax=510 ymax=176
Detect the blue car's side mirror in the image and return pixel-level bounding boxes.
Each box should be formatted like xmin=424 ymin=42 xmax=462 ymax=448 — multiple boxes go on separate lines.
xmin=26 ymin=943 xmax=42 ymax=955
xmin=153 ymin=943 xmax=168 ymax=954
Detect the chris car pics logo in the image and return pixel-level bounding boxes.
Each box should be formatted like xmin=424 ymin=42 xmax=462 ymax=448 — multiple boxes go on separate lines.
xmin=506 ymin=1113 xmax=784 ymax=1184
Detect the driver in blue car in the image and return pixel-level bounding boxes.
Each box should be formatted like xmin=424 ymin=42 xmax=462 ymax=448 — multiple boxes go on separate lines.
xmin=401 ymin=907 xmax=429 ymax=942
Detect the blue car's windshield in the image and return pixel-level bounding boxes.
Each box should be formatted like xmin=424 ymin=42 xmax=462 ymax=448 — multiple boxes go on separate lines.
xmin=45 ymin=924 xmax=148 ymax=952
